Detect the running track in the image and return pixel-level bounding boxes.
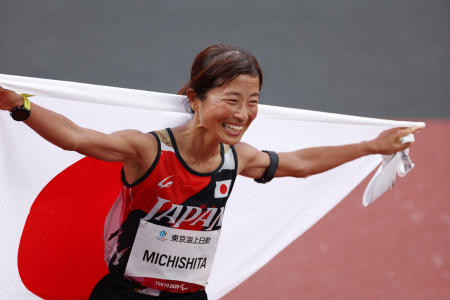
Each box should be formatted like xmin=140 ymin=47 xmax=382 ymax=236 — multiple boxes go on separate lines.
xmin=224 ymin=120 xmax=450 ymax=299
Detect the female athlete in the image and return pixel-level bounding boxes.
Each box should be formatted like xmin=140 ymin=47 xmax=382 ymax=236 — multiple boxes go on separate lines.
xmin=0 ymin=44 xmax=419 ymax=300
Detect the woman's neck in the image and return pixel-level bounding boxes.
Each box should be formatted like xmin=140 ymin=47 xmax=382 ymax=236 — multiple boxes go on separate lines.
xmin=171 ymin=121 xmax=222 ymax=172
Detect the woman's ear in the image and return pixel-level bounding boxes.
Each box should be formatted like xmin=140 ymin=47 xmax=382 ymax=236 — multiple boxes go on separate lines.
xmin=186 ymin=88 xmax=198 ymax=112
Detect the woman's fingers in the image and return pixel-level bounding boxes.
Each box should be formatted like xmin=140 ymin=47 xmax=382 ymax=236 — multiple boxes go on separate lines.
xmin=408 ymin=125 xmax=423 ymax=134
xmin=395 ymin=126 xmax=422 ymax=145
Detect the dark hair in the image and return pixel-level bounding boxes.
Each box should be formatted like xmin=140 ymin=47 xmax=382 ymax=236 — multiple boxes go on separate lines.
xmin=178 ymin=44 xmax=263 ymax=101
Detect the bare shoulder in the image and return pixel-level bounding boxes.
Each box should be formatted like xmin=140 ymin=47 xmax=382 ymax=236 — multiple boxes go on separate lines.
xmin=110 ymin=129 xmax=154 ymax=144
xmin=234 ymin=142 xmax=260 ymax=160
xmin=119 ymin=130 xmax=159 ymax=184
xmin=234 ymin=142 xmax=269 ymax=177
xmin=113 ymin=129 xmax=158 ymax=159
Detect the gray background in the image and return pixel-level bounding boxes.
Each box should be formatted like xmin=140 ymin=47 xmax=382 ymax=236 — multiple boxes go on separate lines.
xmin=1 ymin=0 xmax=449 ymax=118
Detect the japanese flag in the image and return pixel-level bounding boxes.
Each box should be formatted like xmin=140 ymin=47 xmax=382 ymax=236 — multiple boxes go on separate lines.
xmin=215 ymin=180 xmax=232 ymax=198
xmin=0 ymin=74 xmax=423 ymax=300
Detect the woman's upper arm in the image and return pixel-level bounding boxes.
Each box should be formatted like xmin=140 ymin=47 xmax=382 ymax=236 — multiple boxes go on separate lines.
xmin=235 ymin=142 xmax=270 ymax=178
xmin=236 ymin=144 xmax=307 ymax=179
xmin=72 ymin=127 xmax=156 ymax=163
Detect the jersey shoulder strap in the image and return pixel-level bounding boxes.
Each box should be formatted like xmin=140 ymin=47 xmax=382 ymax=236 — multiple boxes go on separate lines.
xmin=153 ymin=128 xmax=174 ymax=150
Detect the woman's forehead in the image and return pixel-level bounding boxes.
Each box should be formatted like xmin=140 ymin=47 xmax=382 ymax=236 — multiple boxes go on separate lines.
xmin=216 ymin=75 xmax=260 ymax=95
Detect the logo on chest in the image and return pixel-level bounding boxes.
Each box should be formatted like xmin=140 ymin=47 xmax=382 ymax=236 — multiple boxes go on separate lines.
xmin=157 ymin=175 xmax=174 ymax=189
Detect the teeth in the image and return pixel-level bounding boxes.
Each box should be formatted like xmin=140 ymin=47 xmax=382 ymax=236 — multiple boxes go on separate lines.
xmin=223 ymin=123 xmax=243 ymax=131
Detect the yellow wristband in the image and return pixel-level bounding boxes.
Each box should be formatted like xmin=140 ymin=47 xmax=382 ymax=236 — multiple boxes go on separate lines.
xmin=20 ymin=93 xmax=33 ymax=110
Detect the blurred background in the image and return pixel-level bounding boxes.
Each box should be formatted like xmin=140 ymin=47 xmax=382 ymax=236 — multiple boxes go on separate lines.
xmin=1 ymin=0 xmax=449 ymax=299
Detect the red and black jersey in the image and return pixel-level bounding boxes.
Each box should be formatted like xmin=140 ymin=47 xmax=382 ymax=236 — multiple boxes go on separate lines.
xmin=104 ymin=128 xmax=237 ymax=294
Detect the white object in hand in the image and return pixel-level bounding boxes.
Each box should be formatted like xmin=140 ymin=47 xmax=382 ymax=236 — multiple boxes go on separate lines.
xmin=400 ymin=133 xmax=415 ymax=144
xmin=362 ymin=147 xmax=415 ymax=207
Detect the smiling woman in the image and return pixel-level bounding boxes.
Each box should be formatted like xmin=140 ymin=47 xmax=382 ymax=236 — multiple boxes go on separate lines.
xmin=0 ymin=44 xmax=419 ymax=300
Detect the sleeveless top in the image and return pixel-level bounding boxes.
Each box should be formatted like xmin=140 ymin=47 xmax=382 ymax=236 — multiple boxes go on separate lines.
xmin=103 ymin=128 xmax=238 ymax=295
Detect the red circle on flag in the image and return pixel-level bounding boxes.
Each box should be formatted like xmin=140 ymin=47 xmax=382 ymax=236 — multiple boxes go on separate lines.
xmin=220 ymin=183 xmax=228 ymax=194
xmin=18 ymin=157 xmax=122 ymax=299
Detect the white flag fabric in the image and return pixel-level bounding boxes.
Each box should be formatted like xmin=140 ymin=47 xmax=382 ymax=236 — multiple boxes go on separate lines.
xmin=0 ymin=75 xmax=424 ymax=300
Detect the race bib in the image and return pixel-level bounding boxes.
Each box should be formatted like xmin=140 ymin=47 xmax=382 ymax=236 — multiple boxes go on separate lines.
xmin=124 ymin=220 xmax=221 ymax=286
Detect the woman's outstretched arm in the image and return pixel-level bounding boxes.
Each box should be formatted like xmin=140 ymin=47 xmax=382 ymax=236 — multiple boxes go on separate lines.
xmin=0 ymin=87 xmax=155 ymax=164
xmin=236 ymin=126 xmax=421 ymax=179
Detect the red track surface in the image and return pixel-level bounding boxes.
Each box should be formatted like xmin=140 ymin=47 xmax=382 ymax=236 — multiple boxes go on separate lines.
xmin=224 ymin=120 xmax=450 ymax=300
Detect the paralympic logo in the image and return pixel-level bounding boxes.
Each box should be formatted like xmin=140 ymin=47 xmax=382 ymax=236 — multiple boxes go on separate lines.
xmin=157 ymin=230 xmax=168 ymax=241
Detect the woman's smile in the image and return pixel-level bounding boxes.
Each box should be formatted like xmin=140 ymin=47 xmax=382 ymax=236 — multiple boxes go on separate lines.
xmin=222 ymin=122 xmax=245 ymax=136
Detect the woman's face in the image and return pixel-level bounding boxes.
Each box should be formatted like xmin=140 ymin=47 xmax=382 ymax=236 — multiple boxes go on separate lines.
xmin=192 ymin=74 xmax=260 ymax=145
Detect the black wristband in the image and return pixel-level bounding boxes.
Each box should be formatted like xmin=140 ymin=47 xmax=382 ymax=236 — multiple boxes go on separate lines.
xmin=254 ymin=150 xmax=279 ymax=183
xmin=10 ymin=94 xmax=32 ymax=121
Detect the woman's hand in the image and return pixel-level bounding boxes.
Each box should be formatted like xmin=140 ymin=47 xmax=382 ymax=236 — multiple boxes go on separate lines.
xmin=0 ymin=86 xmax=25 ymax=111
xmin=366 ymin=126 xmax=422 ymax=155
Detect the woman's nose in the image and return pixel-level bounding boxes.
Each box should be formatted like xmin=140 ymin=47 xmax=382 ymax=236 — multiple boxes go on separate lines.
xmin=233 ymin=107 xmax=249 ymax=122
